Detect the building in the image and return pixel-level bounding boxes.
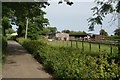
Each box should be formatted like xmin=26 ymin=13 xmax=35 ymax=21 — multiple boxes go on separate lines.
xmin=42 ymin=32 xmax=56 ymax=39
xmin=43 ymin=32 xmax=103 ymax=41
xmin=89 ymin=33 xmax=103 ymax=40
xmin=69 ymin=34 xmax=90 ymax=40
xmin=56 ymin=32 xmax=69 ymax=41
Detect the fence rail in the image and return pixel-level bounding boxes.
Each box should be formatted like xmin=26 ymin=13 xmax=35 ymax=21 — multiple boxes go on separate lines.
xmin=69 ymin=39 xmax=119 ymax=54
xmin=48 ymin=39 xmax=119 ymax=54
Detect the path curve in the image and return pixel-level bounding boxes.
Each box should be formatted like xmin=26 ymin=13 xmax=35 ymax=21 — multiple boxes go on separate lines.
xmin=2 ymin=40 xmax=52 ymax=79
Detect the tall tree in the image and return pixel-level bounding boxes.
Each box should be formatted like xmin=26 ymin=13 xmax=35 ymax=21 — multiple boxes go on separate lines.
xmin=2 ymin=2 xmax=50 ymax=39
xmin=47 ymin=27 xmax=57 ymax=33
xmin=42 ymin=27 xmax=50 ymax=33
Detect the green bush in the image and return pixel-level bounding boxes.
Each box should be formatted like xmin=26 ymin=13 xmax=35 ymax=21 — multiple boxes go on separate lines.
xmin=2 ymin=36 xmax=7 ymax=62
xmin=16 ymin=37 xmax=26 ymax=45
xmin=5 ymin=28 xmax=16 ymax=34
xmin=6 ymin=34 xmax=17 ymax=40
xmin=11 ymin=35 xmax=17 ymax=40
xmin=105 ymin=36 xmax=119 ymax=39
xmin=22 ymin=40 xmax=119 ymax=79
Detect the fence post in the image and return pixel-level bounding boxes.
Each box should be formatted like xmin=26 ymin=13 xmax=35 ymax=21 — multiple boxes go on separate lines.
xmin=99 ymin=43 xmax=100 ymax=52
xmin=71 ymin=40 xmax=72 ymax=47
xmin=89 ymin=42 xmax=91 ymax=52
xmin=118 ymin=39 xmax=120 ymax=55
xmin=76 ymin=40 xmax=78 ymax=48
xmin=59 ymin=40 xmax=60 ymax=48
xmin=82 ymin=40 xmax=84 ymax=51
xmin=67 ymin=41 xmax=68 ymax=47
xmin=110 ymin=44 xmax=112 ymax=54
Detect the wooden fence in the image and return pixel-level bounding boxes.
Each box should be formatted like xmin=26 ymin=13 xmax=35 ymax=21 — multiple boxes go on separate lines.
xmin=47 ymin=39 xmax=119 ymax=54
xmin=69 ymin=39 xmax=119 ymax=54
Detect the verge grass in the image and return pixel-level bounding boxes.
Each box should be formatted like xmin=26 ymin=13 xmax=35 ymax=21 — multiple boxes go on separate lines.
xmin=47 ymin=41 xmax=118 ymax=57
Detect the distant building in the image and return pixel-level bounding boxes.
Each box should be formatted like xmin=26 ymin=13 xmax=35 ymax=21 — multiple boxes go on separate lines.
xmin=69 ymin=34 xmax=90 ymax=40
xmin=42 ymin=32 xmax=103 ymax=41
xmin=42 ymin=32 xmax=56 ymax=39
xmin=89 ymin=33 xmax=103 ymax=40
xmin=56 ymin=32 xmax=69 ymax=41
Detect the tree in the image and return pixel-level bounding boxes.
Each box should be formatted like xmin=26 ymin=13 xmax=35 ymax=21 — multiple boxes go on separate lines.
xmin=62 ymin=30 xmax=86 ymax=34
xmin=27 ymin=23 xmax=40 ymax=40
xmin=42 ymin=27 xmax=50 ymax=33
xmin=2 ymin=17 xmax=10 ymax=36
xmin=100 ymin=29 xmax=108 ymax=36
xmin=58 ymin=0 xmax=120 ymax=31
xmin=88 ymin=0 xmax=120 ymax=31
xmin=62 ymin=30 xmax=70 ymax=33
xmin=47 ymin=27 xmax=57 ymax=33
xmin=114 ymin=28 xmax=120 ymax=36
xmin=87 ymin=0 xmax=120 ymax=55
xmin=5 ymin=28 xmax=15 ymax=34
xmin=2 ymin=2 xmax=50 ymax=39
xmin=70 ymin=31 xmax=86 ymax=34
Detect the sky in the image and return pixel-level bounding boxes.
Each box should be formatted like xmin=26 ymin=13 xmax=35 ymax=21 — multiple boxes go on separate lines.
xmin=43 ymin=2 xmax=118 ymax=35
xmin=12 ymin=1 xmax=119 ymax=35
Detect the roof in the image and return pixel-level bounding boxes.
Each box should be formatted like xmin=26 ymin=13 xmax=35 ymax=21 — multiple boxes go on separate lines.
xmin=88 ymin=33 xmax=101 ymax=36
xmin=69 ymin=34 xmax=88 ymax=36
xmin=42 ymin=32 xmax=56 ymax=35
xmin=56 ymin=33 xmax=69 ymax=37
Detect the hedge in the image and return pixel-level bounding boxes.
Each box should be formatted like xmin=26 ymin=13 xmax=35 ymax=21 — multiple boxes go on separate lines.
xmin=2 ymin=36 xmax=7 ymax=62
xmin=105 ymin=36 xmax=120 ymax=39
xmin=21 ymin=40 xmax=119 ymax=79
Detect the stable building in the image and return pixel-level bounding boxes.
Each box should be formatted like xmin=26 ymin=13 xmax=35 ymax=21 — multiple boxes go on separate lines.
xmin=56 ymin=33 xmax=69 ymax=41
xmin=69 ymin=34 xmax=90 ymax=40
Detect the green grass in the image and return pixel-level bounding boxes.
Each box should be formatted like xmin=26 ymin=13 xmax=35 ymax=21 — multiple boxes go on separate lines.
xmin=47 ymin=41 xmax=118 ymax=57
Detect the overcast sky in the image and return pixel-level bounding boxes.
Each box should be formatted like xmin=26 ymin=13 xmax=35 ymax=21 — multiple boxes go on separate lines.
xmin=43 ymin=1 xmax=118 ymax=35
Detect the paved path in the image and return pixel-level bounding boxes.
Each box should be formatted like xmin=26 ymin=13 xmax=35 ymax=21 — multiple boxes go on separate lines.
xmin=2 ymin=40 xmax=52 ymax=79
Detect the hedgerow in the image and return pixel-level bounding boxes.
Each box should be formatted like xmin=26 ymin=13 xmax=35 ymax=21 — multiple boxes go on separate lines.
xmin=16 ymin=37 xmax=26 ymax=45
xmin=22 ymin=40 xmax=119 ymax=79
xmin=2 ymin=36 xmax=7 ymax=62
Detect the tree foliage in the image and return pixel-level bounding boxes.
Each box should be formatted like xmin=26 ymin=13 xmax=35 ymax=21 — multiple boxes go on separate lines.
xmin=99 ymin=29 xmax=108 ymax=36
xmin=62 ymin=30 xmax=86 ymax=34
xmin=5 ymin=28 xmax=15 ymax=34
xmin=62 ymin=30 xmax=70 ymax=33
xmin=41 ymin=27 xmax=57 ymax=33
xmin=58 ymin=0 xmax=73 ymax=6
xmin=88 ymin=0 xmax=120 ymax=31
xmin=2 ymin=2 xmax=50 ymax=39
xmin=47 ymin=27 xmax=57 ymax=33
xmin=114 ymin=28 xmax=120 ymax=36
xmin=2 ymin=17 xmax=10 ymax=36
